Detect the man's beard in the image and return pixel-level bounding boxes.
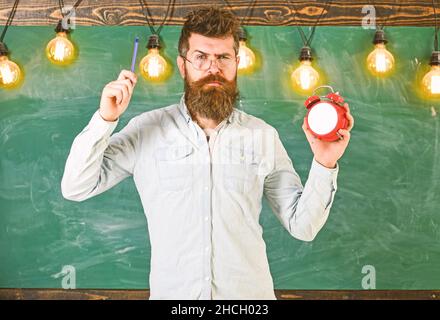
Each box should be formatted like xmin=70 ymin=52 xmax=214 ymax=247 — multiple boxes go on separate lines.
xmin=184 ymin=72 xmax=239 ymax=124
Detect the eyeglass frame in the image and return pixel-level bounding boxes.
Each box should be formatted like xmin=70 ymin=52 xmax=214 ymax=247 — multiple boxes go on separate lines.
xmin=180 ymin=51 xmax=239 ymax=71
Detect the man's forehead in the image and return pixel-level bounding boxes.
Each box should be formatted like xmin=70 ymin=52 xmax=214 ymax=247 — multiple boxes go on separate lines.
xmin=187 ymin=33 xmax=235 ymax=54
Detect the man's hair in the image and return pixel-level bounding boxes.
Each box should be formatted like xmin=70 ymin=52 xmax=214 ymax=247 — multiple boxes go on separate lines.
xmin=178 ymin=6 xmax=241 ymax=57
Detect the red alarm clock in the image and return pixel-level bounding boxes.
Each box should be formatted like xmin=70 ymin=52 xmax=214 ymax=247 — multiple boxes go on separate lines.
xmin=304 ymin=85 xmax=349 ymax=142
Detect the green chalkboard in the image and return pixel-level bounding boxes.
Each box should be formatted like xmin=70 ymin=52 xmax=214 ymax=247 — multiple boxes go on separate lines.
xmin=1 ymin=25 xmax=439 ymax=290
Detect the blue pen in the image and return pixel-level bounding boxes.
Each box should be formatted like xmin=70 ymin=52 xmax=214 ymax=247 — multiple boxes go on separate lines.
xmin=131 ymin=36 xmax=139 ymax=72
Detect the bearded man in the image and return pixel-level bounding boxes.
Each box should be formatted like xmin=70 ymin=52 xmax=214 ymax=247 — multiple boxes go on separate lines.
xmin=61 ymin=6 xmax=354 ymax=300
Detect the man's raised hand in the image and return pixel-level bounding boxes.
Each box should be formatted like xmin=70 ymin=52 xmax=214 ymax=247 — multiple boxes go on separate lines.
xmin=99 ymin=70 xmax=137 ymax=122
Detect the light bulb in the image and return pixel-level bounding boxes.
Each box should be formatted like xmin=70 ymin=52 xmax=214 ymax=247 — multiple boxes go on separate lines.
xmin=422 ymin=65 xmax=440 ymax=96
xmin=0 ymin=55 xmax=22 ymax=89
xmin=139 ymin=48 xmax=169 ymax=82
xmin=367 ymin=43 xmax=395 ymax=76
xmin=366 ymin=30 xmax=394 ymax=76
xmin=46 ymin=32 xmax=75 ymax=65
xmin=291 ymin=60 xmax=320 ymax=92
xmin=238 ymin=40 xmax=256 ymax=74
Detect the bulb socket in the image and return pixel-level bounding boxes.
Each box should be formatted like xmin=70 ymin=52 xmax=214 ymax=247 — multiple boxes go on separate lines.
xmin=0 ymin=42 xmax=9 ymax=56
xmin=429 ymin=51 xmax=440 ymax=66
xmin=55 ymin=20 xmax=70 ymax=33
xmin=299 ymin=46 xmax=313 ymax=61
xmin=238 ymin=27 xmax=247 ymax=41
xmin=373 ymin=29 xmax=388 ymax=45
xmin=147 ymin=34 xmax=161 ymax=49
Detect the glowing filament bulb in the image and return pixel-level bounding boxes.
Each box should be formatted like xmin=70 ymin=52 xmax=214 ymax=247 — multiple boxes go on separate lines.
xmin=54 ymin=40 xmax=67 ymax=60
xmin=139 ymin=48 xmax=169 ymax=82
xmin=367 ymin=43 xmax=395 ymax=76
xmin=0 ymin=61 xmax=14 ymax=83
xmin=422 ymin=65 xmax=440 ymax=95
xmin=147 ymin=54 xmax=161 ymax=77
xmin=46 ymin=32 xmax=75 ymax=65
xmin=291 ymin=60 xmax=320 ymax=92
xmin=0 ymin=55 xmax=22 ymax=89
xmin=238 ymin=40 xmax=256 ymax=74
xmin=375 ymin=52 xmax=387 ymax=72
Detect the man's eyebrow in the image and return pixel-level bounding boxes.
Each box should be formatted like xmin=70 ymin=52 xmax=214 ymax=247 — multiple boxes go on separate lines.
xmin=216 ymin=53 xmax=233 ymax=58
xmin=193 ymin=50 xmax=208 ymax=56
xmin=192 ymin=50 xmax=233 ymax=57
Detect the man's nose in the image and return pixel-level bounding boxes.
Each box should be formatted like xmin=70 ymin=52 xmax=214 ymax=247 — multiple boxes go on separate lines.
xmin=207 ymin=59 xmax=221 ymax=74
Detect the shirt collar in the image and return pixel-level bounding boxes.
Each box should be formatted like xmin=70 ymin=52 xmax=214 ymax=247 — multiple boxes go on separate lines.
xmin=178 ymin=94 xmax=237 ymax=125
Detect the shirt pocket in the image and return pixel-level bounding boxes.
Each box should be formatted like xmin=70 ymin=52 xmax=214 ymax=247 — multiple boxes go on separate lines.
xmin=154 ymin=144 xmax=194 ymax=192
xmin=222 ymin=146 xmax=262 ymax=193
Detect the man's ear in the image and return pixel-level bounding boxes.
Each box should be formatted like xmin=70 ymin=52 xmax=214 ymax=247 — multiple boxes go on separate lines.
xmin=177 ymin=55 xmax=185 ymax=79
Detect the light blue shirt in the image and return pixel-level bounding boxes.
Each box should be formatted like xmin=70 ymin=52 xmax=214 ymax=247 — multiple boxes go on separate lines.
xmin=61 ymin=96 xmax=339 ymax=300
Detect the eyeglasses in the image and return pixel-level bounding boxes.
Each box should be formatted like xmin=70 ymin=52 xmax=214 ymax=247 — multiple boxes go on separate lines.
xmin=181 ymin=53 xmax=237 ymax=71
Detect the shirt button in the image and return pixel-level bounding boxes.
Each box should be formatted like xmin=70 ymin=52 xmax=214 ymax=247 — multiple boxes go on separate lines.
xmin=205 ymin=276 xmax=210 ymax=281
xmin=205 ymin=246 xmax=209 ymax=252
xmin=204 ymin=216 xmax=209 ymax=221
xmin=204 ymin=186 xmax=209 ymax=191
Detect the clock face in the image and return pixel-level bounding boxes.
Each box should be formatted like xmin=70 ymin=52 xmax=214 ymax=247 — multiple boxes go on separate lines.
xmin=308 ymin=102 xmax=338 ymax=135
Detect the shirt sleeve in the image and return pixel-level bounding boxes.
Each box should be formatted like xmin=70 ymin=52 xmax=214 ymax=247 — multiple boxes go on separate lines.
xmin=61 ymin=110 xmax=139 ymax=202
xmin=263 ymin=130 xmax=338 ymax=241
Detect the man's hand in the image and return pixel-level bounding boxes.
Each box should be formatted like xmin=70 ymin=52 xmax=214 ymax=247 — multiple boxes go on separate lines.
xmin=302 ymin=103 xmax=355 ymax=169
xmin=99 ymin=70 xmax=138 ymax=122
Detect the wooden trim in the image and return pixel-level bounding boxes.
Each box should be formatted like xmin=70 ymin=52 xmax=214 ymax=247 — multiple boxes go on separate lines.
xmin=0 ymin=289 xmax=439 ymax=300
xmin=0 ymin=1 xmax=438 ymax=27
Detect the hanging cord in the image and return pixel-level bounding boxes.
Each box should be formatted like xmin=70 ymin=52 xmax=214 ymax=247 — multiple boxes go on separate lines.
xmin=433 ymin=0 xmax=439 ymax=51
xmin=59 ymin=0 xmax=65 ymax=17
xmin=56 ymin=0 xmax=83 ymax=32
xmin=367 ymin=1 xmax=402 ymax=46
xmin=58 ymin=0 xmax=83 ymax=18
xmin=222 ymin=0 xmax=258 ymax=26
xmin=0 ymin=0 xmax=20 ymax=43
xmin=288 ymin=0 xmax=331 ymax=47
xmin=139 ymin=0 xmax=175 ymax=36
xmin=366 ymin=0 xmax=402 ymax=31
xmin=242 ymin=0 xmax=257 ymax=26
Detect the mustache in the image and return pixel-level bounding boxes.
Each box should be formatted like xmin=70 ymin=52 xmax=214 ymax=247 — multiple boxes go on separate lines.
xmin=191 ymin=74 xmax=229 ymax=87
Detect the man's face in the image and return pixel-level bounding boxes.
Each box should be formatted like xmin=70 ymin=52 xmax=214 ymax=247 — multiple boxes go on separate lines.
xmin=179 ymin=33 xmax=238 ymax=82
xmin=177 ymin=33 xmax=240 ymax=123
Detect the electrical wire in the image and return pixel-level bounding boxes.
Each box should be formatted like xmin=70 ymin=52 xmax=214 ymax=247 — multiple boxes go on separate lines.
xmin=288 ymin=0 xmax=331 ymax=47
xmin=367 ymin=0 xmax=402 ymax=31
xmin=0 ymin=0 xmax=20 ymax=43
xmin=222 ymin=0 xmax=258 ymax=26
xmin=433 ymin=0 xmax=439 ymax=51
xmin=139 ymin=0 xmax=176 ymax=36
xmin=58 ymin=0 xmax=83 ymax=18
